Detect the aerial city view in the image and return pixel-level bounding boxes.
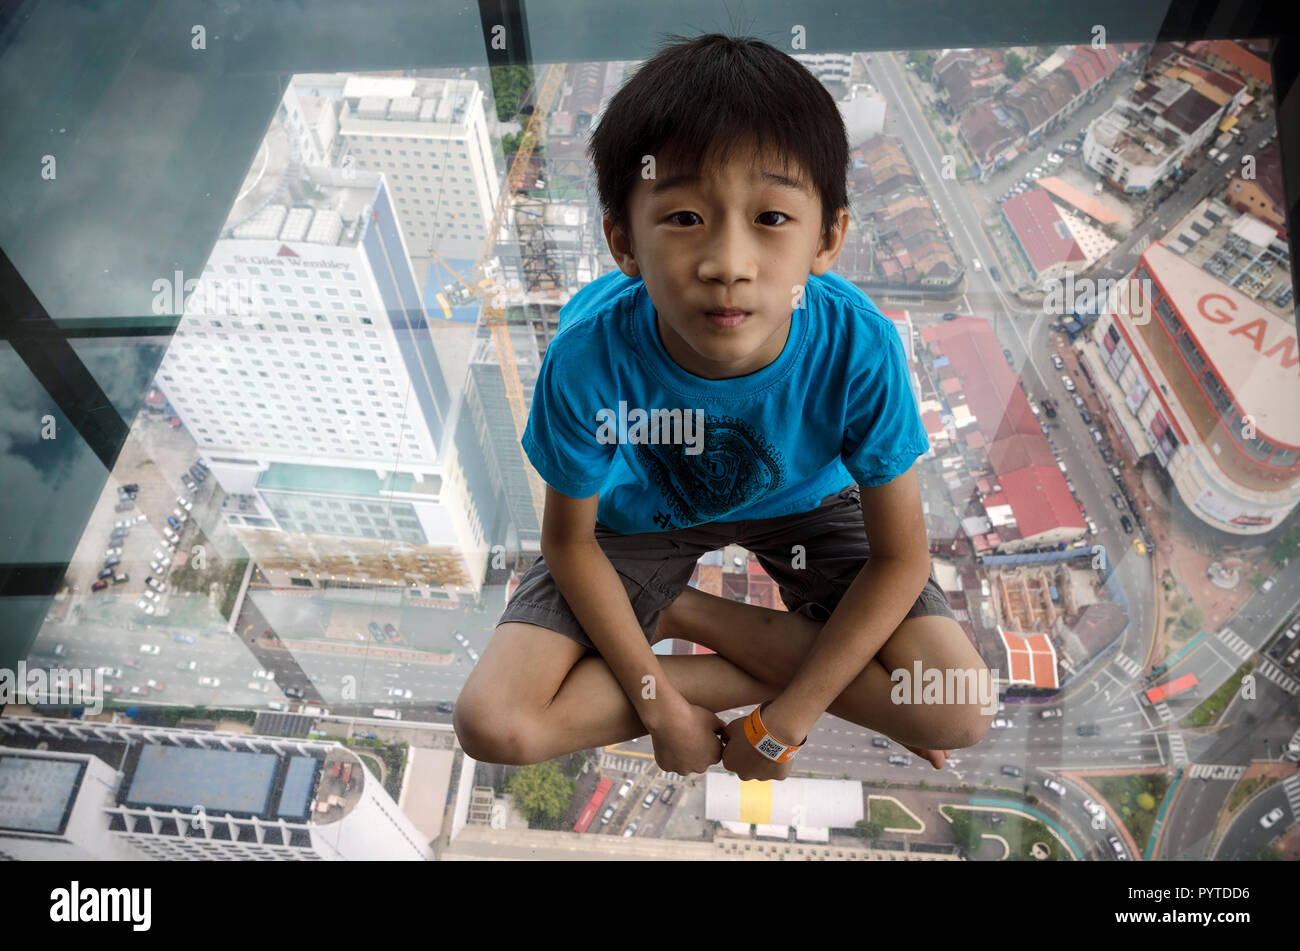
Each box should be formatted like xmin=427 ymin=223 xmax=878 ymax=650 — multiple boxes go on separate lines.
xmin=3 ymin=35 xmax=1299 ymax=863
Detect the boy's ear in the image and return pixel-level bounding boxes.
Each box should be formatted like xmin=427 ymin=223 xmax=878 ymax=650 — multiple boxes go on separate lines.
xmin=602 ymin=214 xmax=641 ymax=277
xmin=810 ymin=207 xmax=850 ymax=276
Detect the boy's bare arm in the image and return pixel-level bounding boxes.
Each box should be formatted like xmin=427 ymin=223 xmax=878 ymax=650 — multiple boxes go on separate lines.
xmin=539 ymin=486 xmax=687 ymax=730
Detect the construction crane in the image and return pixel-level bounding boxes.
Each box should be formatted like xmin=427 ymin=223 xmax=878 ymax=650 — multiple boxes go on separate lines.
xmin=428 ymin=62 xmax=567 ymax=532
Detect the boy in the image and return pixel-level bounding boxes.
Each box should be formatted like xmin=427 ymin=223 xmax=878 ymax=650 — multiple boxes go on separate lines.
xmin=454 ymin=33 xmax=993 ymax=782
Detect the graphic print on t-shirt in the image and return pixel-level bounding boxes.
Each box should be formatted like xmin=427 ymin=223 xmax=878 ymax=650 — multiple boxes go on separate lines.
xmin=635 ymin=413 xmax=787 ymax=527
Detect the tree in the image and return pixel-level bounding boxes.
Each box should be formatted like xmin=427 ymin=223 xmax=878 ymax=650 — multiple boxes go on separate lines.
xmin=504 ymin=762 xmax=574 ymax=828
xmin=1005 ymin=51 xmax=1025 ymax=82
xmin=489 ymin=65 xmax=536 ymax=122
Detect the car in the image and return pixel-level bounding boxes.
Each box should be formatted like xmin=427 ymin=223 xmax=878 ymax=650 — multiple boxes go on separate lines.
xmin=113 ymin=519 xmax=132 ymax=530
xmin=103 ymin=556 xmax=121 ymax=569
xmin=1071 ymin=393 xmax=1085 ymax=408
xmin=1057 ymin=460 xmax=1068 ymax=474
xmin=1038 ymin=708 xmax=1063 ymax=719
xmin=1061 ymin=374 xmax=1075 ymax=392
xmin=253 ymin=669 xmax=273 ymax=679
xmin=1051 ymin=354 xmax=1065 ymax=369
xmin=129 ymin=685 xmax=150 ymax=698
xmin=1261 ymin=576 xmax=1276 ymax=592
xmin=1029 ymin=401 xmax=1041 ymax=417
xmin=1120 ymin=515 xmax=1134 ymax=533
xmin=467 ymin=647 xmax=479 ymax=662
xmin=124 ymin=659 xmax=143 ymax=670
xmin=623 ymin=823 xmax=639 ymax=837
xmin=454 ymin=632 xmax=468 ymax=644
xmin=941 ymin=311 xmax=960 ymax=321
xmin=436 ymin=702 xmax=455 ymax=714
xmin=600 ymin=805 xmax=617 ymax=825
xmin=247 ymin=681 xmax=270 ymax=692
xmin=96 ymin=666 xmax=122 ymax=679
xmin=172 ymin=633 xmax=195 ymax=643
xmin=145 ymin=577 xmax=167 ymax=593
xmin=266 ymin=701 xmax=288 ymax=712
xmin=1091 ymin=428 xmax=1104 ymax=444
xmin=175 ymin=496 xmax=193 ymax=512
xmin=989 ymin=266 xmax=1001 ymax=282
xmin=384 ymin=623 xmax=398 ymax=640
xmin=141 ymin=589 xmax=160 ymax=603
xmin=1108 ymin=835 xmax=1128 ymax=859
xmin=369 ymin=622 xmax=384 ymax=641
xmin=1283 ymin=645 xmax=1300 ymax=667
xmin=1133 ymin=538 xmax=1147 ymax=555
xmin=149 ymin=561 xmax=164 ymax=575
xmin=1100 ymin=446 xmax=1113 ymax=463
xmin=1001 ymin=764 xmax=1024 ymax=778
xmin=176 ymin=660 xmax=198 ymax=672
xmin=152 ymin=549 xmax=172 ymax=566
xmin=991 ymin=717 xmax=1011 ymax=729
xmin=1086 ymin=517 xmax=1099 ymax=536
xmin=102 ymin=684 xmax=122 ymax=696
xmin=1077 ymin=723 xmax=1102 ymax=736
xmin=1079 ymin=408 xmax=1092 ymax=425
xmin=1082 ymin=798 xmax=1103 ymax=818
xmin=91 ymin=579 xmax=109 ymax=592
xmin=1002 ymin=347 xmax=1014 ymax=364
xmin=888 ymin=753 xmax=913 ymax=766
xmin=617 ymin=778 xmax=635 ymax=799
xmin=642 ymin=788 xmax=659 ymax=808
xmin=283 ymin=685 xmax=304 ymax=699
xmin=1042 ymin=777 xmax=1067 ymax=796
xmin=1109 ymin=492 xmax=1125 ymax=511
xmin=1041 ymin=398 xmax=1057 ymax=418
xmin=1065 ymin=478 xmax=1076 ymax=494
xmin=387 ymin=687 xmax=413 ymax=699
xmin=189 ymin=465 xmax=207 ymax=482
xmin=136 ymin=602 xmax=155 ymax=615
xmin=162 ymin=527 xmax=179 ymax=542
xmin=104 ymin=544 xmax=124 ymax=558
xmin=972 ymin=258 xmax=982 ymax=270
xmin=120 ymin=483 xmax=139 ymax=495
xmin=1047 ymin=152 xmax=1063 ymax=163
xmin=194 ymin=459 xmax=209 ymax=472
xmin=113 ymin=573 xmax=129 ymax=585
xmin=145 ymin=679 xmax=164 ymax=692
xmin=114 ymin=500 xmax=134 ymax=512
xmin=197 ymin=676 xmax=220 ymax=687
xmin=871 ymin=736 xmax=891 ymax=748
xmin=181 ymin=476 xmax=197 ymax=490
xmin=171 ymin=507 xmax=189 ymax=522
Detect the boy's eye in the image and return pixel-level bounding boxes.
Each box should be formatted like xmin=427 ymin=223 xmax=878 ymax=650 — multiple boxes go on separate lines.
xmin=666 ymin=211 xmax=790 ymax=226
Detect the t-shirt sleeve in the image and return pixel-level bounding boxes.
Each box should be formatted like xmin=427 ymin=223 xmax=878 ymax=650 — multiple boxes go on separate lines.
xmin=841 ymin=324 xmax=931 ymax=487
xmin=519 ymin=339 xmax=614 ymax=499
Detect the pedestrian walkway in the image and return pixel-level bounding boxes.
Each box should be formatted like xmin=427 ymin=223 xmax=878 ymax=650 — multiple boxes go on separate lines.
xmin=1255 ymin=658 xmax=1300 ymax=696
xmin=1167 ymin=731 xmax=1188 ymax=767
xmin=1153 ymin=701 xmax=1174 ymax=724
xmin=1215 ymin=627 xmax=1255 ymax=662
xmin=1113 ymin=651 xmax=1143 ymax=679
xmin=1283 ymin=773 xmax=1300 ymax=816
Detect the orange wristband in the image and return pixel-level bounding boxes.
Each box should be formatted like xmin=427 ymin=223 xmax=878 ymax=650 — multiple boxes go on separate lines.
xmin=743 ymin=701 xmax=808 ymax=763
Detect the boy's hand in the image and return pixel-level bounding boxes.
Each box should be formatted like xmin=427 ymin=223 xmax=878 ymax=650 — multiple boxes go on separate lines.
xmin=719 ymin=715 xmax=794 ymax=781
xmin=644 ymin=696 xmax=726 ymax=776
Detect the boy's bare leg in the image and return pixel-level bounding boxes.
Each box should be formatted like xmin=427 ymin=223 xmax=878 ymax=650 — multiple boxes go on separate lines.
xmin=656 ymin=585 xmax=988 ymax=767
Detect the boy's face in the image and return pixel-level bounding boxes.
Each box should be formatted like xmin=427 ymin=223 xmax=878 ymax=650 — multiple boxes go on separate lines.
xmin=604 ymin=140 xmax=848 ymax=380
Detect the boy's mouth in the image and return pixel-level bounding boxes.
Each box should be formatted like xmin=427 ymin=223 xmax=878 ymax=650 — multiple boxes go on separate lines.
xmin=703 ymin=308 xmax=750 ymax=328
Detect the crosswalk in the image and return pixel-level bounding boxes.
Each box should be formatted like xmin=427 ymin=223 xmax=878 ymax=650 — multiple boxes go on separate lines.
xmin=1132 ymin=234 xmax=1152 ymax=255
xmin=1114 ymin=651 xmax=1143 ymax=679
xmin=1215 ymin=627 xmax=1255 ymax=662
xmin=1153 ymin=701 xmax=1174 ymax=724
xmin=1187 ymin=763 xmax=1245 ymax=781
xmin=1284 ymin=773 xmax=1300 ymax=816
xmin=1256 ymin=658 xmax=1300 ymax=696
xmin=599 ymin=752 xmax=648 ymax=775
xmin=1167 ymin=731 xmax=1188 ymax=766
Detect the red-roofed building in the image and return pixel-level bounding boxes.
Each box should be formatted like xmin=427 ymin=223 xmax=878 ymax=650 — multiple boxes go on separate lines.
xmin=1000 ymin=190 xmax=1087 ymax=283
xmin=998 ymin=628 xmax=1060 ymax=689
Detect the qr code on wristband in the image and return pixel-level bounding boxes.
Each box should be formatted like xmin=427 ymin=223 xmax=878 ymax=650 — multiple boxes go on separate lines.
xmin=756 ymin=736 xmax=785 ymax=759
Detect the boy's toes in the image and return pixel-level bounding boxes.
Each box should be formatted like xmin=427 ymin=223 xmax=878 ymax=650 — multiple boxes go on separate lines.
xmin=903 ymin=744 xmax=949 ymax=769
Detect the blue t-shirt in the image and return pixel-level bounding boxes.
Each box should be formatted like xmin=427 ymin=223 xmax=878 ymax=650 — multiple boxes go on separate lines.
xmin=520 ymin=269 xmax=930 ymax=534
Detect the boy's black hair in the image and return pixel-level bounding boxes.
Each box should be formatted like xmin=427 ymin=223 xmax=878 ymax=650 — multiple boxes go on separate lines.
xmin=587 ymin=33 xmax=850 ymax=244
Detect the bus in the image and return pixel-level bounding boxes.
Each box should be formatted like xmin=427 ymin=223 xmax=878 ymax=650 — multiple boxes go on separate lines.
xmin=573 ymin=778 xmax=615 ymax=834
xmin=371 ymin=708 xmax=402 ymax=720
xmin=1141 ymin=673 xmax=1198 ymax=706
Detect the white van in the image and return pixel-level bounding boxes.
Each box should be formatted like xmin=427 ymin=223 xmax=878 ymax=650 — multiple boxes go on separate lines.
xmin=372 ymin=708 xmax=402 ymax=720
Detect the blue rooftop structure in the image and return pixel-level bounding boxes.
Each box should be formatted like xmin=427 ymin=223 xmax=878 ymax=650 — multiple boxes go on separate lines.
xmin=126 ymin=745 xmax=278 ymax=817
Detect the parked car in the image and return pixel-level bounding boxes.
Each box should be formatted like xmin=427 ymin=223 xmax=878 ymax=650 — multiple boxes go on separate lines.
xmin=129 ymin=685 xmax=150 ymax=698
xmin=1051 ymin=354 xmax=1065 ymax=369
xmin=888 ymin=753 xmax=913 ymax=766
xmin=135 ymin=601 xmax=155 ymax=615
xmin=941 ymin=311 xmax=961 ymax=321
xmin=642 ymin=788 xmax=659 ymax=808
xmin=197 ymin=676 xmax=220 ymax=687
xmin=1002 ymin=347 xmax=1014 ymax=364
xmin=617 ymin=778 xmax=635 ymax=798
xmin=283 ymin=685 xmax=304 ymax=699
xmin=369 ymin=621 xmax=384 ymax=641
xmin=177 ymin=660 xmax=198 ymax=672
xmin=1001 ymin=764 xmax=1024 ymax=778
xmin=139 ymin=644 xmax=160 ymax=655
xmin=145 ymin=679 xmax=164 ymax=692
xmin=103 ymin=556 xmax=121 ymax=569
xmin=1086 ymin=518 xmax=1099 ymax=535
xmin=600 ymin=805 xmax=617 ymax=825
xmin=1091 ymin=428 xmax=1104 ymax=444
xmin=252 ymin=669 xmax=273 ymax=680
xmin=383 ymin=623 xmax=399 ymax=640
xmin=387 ymin=687 xmax=413 ymax=699
xmin=660 ymin=785 xmax=676 ymax=805
xmin=96 ymin=666 xmax=122 ymax=679
xmin=91 ymin=579 xmax=109 ymax=592
xmin=266 ymin=701 xmax=288 ymax=712
xmin=1120 ymin=515 xmax=1134 ymax=533
xmin=1071 ymin=393 xmax=1085 ymax=408
xmin=145 ymin=577 xmax=167 ymax=592
xmin=436 ymin=702 xmax=455 ymax=714
xmin=175 ymin=496 xmax=193 ymax=512
xmin=114 ymin=501 xmax=134 ymax=513
xmin=1082 ymin=798 xmax=1103 ymax=818
xmin=1261 ymin=576 xmax=1276 ymax=592
xmin=1038 ymin=708 xmax=1063 ymax=719
xmin=991 ymin=716 xmax=1011 ymax=729
xmin=989 ymin=266 xmax=1001 ymax=282
xmin=1079 ymin=409 xmax=1092 ymax=424
xmin=1041 ymin=398 xmax=1056 ymax=418
xmin=1077 ymin=723 xmax=1102 ymax=736
xmin=172 ymin=633 xmax=195 ymax=643
xmin=1108 ymin=835 xmax=1128 ymax=859
xmin=1042 ymin=777 xmax=1067 ymax=796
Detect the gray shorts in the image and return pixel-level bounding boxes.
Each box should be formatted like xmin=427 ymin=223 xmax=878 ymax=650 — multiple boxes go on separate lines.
xmin=497 ymin=483 xmax=957 ymax=651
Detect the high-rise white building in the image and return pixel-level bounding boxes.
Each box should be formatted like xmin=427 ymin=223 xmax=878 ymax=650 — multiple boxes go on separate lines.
xmin=332 ymin=74 xmax=501 ymax=263
xmin=156 ymin=86 xmax=498 ymax=600
xmin=0 ymin=717 xmax=433 ymax=860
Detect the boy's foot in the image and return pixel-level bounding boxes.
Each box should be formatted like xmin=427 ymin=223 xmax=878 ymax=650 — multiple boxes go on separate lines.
xmin=903 ymin=745 xmax=949 ymax=769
